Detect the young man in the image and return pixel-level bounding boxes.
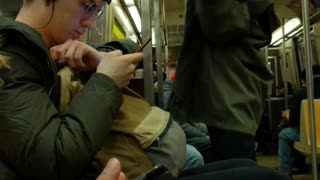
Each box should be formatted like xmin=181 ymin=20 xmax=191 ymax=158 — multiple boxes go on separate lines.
xmin=0 ymin=0 xmax=142 ymax=178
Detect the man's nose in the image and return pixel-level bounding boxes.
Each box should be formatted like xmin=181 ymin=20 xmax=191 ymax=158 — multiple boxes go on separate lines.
xmin=81 ymin=16 xmax=97 ymax=30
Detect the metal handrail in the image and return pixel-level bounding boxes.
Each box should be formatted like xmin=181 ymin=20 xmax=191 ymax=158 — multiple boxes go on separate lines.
xmin=301 ymin=1 xmax=318 ymax=180
xmin=271 ymin=9 xmax=320 ymax=46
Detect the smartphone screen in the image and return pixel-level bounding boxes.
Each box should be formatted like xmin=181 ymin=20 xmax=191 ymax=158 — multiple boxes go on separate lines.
xmin=135 ymin=37 xmax=152 ymax=52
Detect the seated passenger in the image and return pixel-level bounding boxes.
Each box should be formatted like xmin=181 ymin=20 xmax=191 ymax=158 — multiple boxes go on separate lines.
xmin=277 ymin=65 xmax=320 ymax=177
xmin=276 ymin=81 xmax=293 ymax=97
xmin=0 ymin=0 xmax=200 ymax=177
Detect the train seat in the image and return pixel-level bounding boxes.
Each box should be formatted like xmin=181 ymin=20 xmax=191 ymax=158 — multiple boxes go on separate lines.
xmin=293 ymin=99 xmax=320 ymax=158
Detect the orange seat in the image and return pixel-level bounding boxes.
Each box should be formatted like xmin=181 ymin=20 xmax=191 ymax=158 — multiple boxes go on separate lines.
xmin=293 ymin=99 xmax=320 ymax=157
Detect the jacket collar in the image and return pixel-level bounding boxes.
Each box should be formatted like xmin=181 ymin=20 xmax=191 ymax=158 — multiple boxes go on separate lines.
xmin=0 ymin=17 xmax=49 ymax=55
xmin=0 ymin=17 xmax=60 ymax=106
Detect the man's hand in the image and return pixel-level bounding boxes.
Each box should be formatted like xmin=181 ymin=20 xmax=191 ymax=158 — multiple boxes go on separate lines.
xmin=97 ymin=50 xmax=143 ymax=88
xmin=96 ymin=158 xmax=126 ymax=180
xmin=50 ymin=40 xmax=101 ymax=70
xmin=281 ymin=110 xmax=290 ymax=120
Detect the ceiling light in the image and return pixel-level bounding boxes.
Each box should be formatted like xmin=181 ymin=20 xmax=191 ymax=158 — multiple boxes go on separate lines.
xmin=114 ymin=6 xmax=133 ymax=33
xmin=270 ymin=18 xmax=301 ymax=45
xmin=273 ymin=39 xmax=284 ymax=46
xmin=128 ymin=6 xmax=141 ymax=32
xmin=124 ymin=0 xmax=135 ymax=6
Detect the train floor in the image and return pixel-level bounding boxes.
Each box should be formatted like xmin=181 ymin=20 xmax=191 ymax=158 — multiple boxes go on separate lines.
xmin=256 ymin=154 xmax=313 ymax=180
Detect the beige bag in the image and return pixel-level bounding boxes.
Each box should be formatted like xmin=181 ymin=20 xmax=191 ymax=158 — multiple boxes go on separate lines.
xmin=58 ymin=67 xmax=186 ymax=179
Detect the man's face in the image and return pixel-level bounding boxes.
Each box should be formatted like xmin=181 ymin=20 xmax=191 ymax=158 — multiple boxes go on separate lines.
xmin=46 ymin=0 xmax=105 ymax=45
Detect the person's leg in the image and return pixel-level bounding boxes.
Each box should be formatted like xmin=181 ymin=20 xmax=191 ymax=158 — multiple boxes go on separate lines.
xmin=277 ymin=127 xmax=300 ymax=175
xmin=207 ymin=127 xmax=256 ymax=161
xmin=186 ymin=136 xmax=214 ymax=163
xmin=182 ymin=144 xmax=204 ymax=170
xmin=179 ymin=158 xmax=257 ymax=177
xmin=178 ymin=165 xmax=291 ymax=180
xmin=292 ymin=148 xmax=307 ymax=173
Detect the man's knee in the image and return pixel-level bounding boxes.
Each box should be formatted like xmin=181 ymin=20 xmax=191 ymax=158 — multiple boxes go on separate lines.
xmin=184 ymin=144 xmax=204 ymax=170
xmin=279 ymin=128 xmax=290 ymax=139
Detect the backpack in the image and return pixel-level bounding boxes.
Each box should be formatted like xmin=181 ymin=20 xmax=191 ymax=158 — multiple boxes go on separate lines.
xmin=57 ymin=67 xmax=186 ymax=179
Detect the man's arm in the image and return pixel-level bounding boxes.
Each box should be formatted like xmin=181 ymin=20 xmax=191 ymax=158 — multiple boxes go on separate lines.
xmin=0 ymin=53 xmax=122 ymax=179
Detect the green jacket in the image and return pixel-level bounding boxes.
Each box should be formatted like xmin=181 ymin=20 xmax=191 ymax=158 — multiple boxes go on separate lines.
xmin=169 ymin=0 xmax=279 ymax=135
xmin=0 ymin=17 xmax=123 ymax=179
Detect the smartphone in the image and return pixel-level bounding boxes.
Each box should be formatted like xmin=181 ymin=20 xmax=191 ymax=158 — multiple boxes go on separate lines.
xmin=135 ymin=165 xmax=174 ymax=180
xmin=135 ymin=37 xmax=152 ymax=52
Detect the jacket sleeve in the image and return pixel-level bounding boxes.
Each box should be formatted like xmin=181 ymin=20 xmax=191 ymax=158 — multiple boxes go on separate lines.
xmin=0 ymin=53 xmax=122 ymax=179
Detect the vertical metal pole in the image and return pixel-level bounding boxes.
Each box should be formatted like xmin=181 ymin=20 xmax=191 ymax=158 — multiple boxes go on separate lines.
xmin=275 ymin=57 xmax=279 ymax=89
xmin=265 ymin=48 xmax=272 ymax=130
xmin=154 ymin=0 xmax=164 ymax=108
xmin=87 ymin=30 xmax=91 ymax=42
xmin=101 ymin=9 xmax=106 ymax=43
xmin=141 ymin=0 xmax=154 ymax=105
xmin=104 ymin=4 xmax=114 ymax=42
xmin=302 ymin=0 xmax=318 ymax=179
xmin=165 ymin=45 xmax=169 ymax=75
xmin=162 ymin=0 xmax=169 ymax=77
xmin=281 ymin=19 xmax=289 ymax=109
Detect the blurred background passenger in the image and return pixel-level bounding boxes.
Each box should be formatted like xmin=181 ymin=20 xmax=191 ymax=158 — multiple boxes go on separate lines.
xmin=277 ymin=65 xmax=320 ymax=177
xmin=276 ymin=81 xmax=294 ymax=97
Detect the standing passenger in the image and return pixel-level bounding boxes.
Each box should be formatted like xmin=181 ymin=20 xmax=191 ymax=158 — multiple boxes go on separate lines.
xmin=169 ymin=0 xmax=280 ymax=161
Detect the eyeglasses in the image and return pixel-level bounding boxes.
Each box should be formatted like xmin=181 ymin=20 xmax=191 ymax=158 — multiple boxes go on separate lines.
xmin=104 ymin=0 xmax=112 ymax=4
xmin=83 ymin=0 xmax=107 ymax=18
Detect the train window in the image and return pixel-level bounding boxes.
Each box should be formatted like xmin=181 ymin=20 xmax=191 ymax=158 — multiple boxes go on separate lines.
xmin=296 ymin=36 xmax=319 ymax=70
xmin=113 ymin=18 xmax=125 ymax=39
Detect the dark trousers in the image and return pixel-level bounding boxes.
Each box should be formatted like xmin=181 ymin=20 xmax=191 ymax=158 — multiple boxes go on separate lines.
xmin=178 ymin=159 xmax=290 ymax=180
xmin=207 ymin=127 xmax=256 ymax=161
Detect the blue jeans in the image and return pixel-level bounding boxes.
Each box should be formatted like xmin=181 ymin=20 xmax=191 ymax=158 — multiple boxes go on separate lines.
xmin=278 ymin=127 xmax=300 ymax=174
xmin=183 ymin=144 xmax=204 ymax=170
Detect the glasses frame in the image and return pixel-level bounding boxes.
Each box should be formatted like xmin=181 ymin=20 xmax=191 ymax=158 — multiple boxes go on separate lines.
xmin=83 ymin=0 xmax=111 ymax=18
xmin=104 ymin=0 xmax=112 ymax=4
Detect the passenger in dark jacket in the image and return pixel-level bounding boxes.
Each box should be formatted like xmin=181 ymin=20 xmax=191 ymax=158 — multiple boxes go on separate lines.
xmin=169 ymin=0 xmax=280 ymax=161
xmin=0 ymin=0 xmax=143 ymax=179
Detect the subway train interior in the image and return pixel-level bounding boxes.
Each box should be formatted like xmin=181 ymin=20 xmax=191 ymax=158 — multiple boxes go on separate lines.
xmin=0 ymin=0 xmax=320 ymax=179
